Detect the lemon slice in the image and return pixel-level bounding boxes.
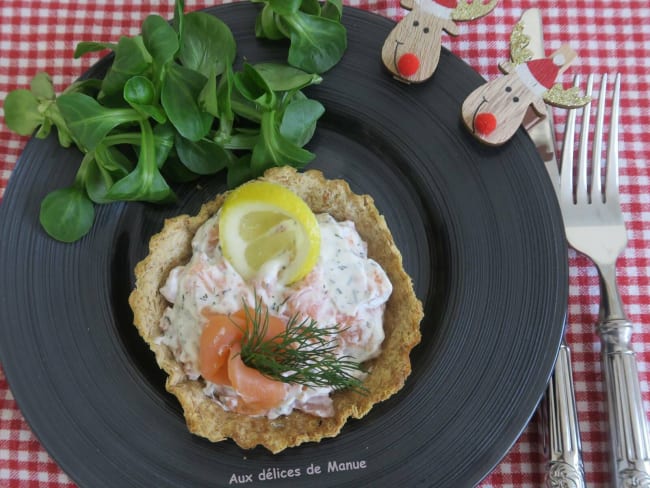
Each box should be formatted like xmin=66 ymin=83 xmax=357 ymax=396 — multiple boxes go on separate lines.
xmin=219 ymin=180 xmax=321 ymax=284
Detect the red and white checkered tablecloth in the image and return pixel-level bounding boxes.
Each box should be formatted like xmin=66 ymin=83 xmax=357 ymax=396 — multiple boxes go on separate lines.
xmin=1 ymin=1 xmax=649 ymax=486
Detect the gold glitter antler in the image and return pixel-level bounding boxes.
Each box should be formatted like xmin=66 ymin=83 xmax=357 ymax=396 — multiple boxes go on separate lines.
xmin=543 ymin=84 xmax=591 ymax=108
xmin=452 ymin=0 xmax=499 ymax=22
xmin=509 ymin=19 xmax=534 ymax=66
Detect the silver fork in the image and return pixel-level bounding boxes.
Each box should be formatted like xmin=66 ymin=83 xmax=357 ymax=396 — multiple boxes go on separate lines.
xmin=559 ymin=73 xmax=650 ymax=487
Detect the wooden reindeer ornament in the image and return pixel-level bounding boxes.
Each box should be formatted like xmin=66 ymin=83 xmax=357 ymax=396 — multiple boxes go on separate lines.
xmin=461 ymin=17 xmax=590 ymax=146
xmin=381 ymin=0 xmax=498 ymax=84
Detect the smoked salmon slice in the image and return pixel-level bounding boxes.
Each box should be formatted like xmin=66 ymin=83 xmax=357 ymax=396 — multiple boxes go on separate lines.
xmin=199 ymin=311 xmax=245 ymax=385
xmin=198 ymin=306 xmax=288 ymax=413
xmin=228 ymin=342 xmax=287 ymax=413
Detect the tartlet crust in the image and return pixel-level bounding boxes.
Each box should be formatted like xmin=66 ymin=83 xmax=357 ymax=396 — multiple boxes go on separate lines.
xmin=129 ymin=166 xmax=423 ymax=453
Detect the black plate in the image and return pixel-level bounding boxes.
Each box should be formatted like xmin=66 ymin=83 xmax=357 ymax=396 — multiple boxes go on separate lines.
xmin=0 ymin=5 xmax=567 ymax=487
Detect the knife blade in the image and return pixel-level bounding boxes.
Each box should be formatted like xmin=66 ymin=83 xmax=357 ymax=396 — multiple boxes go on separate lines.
xmin=521 ymin=8 xmax=587 ymax=488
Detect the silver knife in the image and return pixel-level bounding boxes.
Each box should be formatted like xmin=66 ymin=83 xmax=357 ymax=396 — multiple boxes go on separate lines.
xmin=521 ymin=8 xmax=587 ymax=488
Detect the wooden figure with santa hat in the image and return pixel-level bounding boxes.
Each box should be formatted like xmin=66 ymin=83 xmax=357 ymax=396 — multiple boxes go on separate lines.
xmin=461 ymin=17 xmax=590 ymax=146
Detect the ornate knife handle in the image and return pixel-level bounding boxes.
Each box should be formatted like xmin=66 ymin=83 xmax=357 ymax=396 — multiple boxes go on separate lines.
xmin=600 ymin=318 xmax=650 ymax=487
xmin=545 ymin=341 xmax=586 ymax=488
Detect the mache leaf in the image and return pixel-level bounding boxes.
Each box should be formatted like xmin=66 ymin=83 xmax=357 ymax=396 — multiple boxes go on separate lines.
xmin=74 ymin=41 xmax=118 ymax=59
xmin=179 ymin=11 xmax=236 ymax=77
xmin=57 ymin=92 xmax=141 ymax=151
xmin=175 ymin=135 xmax=231 ymax=175
xmin=284 ymin=11 xmax=347 ymax=73
xmin=124 ymin=76 xmax=167 ymax=123
xmin=3 ymin=89 xmax=43 ymax=136
xmin=253 ymin=63 xmax=322 ymax=92
xmin=142 ymin=14 xmax=179 ymax=66
xmin=30 ymin=72 xmax=56 ymax=100
xmin=99 ymin=36 xmax=152 ymax=101
xmin=279 ymin=98 xmax=324 ymax=147
xmin=269 ymin=0 xmax=302 ymax=15
xmin=161 ymin=63 xmax=213 ymax=142
xmin=39 ymin=186 xmax=95 ymax=243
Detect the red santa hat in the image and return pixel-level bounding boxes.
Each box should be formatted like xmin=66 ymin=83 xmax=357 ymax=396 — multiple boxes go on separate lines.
xmin=516 ymin=52 xmax=566 ymax=95
xmin=525 ymin=53 xmax=566 ymax=89
xmin=420 ymin=0 xmax=456 ymax=18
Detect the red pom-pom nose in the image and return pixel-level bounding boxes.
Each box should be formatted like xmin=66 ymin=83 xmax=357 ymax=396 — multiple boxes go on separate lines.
xmin=397 ymin=53 xmax=420 ymax=77
xmin=474 ymin=112 xmax=497 ymax=135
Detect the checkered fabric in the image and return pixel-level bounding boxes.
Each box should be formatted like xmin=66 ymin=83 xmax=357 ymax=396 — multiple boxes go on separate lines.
xmin=1 ymin=1 xmax=649 ymax=486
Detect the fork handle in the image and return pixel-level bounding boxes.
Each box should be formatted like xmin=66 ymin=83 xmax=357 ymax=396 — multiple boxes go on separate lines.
xmin=600 ymin=317 xmax=650 ymax=487
xmin=544 ymin=340 xmax=586 ymax=487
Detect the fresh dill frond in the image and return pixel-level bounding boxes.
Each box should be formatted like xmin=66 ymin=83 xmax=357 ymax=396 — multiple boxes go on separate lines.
xmin=238 ymin=298 xmax=367 ymax=393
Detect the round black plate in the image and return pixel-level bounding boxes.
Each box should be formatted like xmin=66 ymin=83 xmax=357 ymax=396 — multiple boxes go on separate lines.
xmin=0 ymin=5 xmax=567 ymax=487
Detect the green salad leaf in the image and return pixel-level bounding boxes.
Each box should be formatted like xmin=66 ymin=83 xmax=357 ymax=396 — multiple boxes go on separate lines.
xmin=254 ymin=0 xmax=347 ymax=73
xmin=39 ymin=186 xmax=94 ymax=243
xmin=3 ymin=0 xmax=344 ymax=242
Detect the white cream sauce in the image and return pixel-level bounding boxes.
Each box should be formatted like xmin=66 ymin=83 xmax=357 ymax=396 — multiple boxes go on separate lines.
xmin=158 ymin=212 xmax=392 ymax=418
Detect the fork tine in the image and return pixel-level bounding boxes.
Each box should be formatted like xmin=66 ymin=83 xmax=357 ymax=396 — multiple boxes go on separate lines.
xmin=560 ymin=77 xmax=579 ymax=203
xmin=605 ymin=73 xmax=621 ymax=203
xmin=576 ymin=75 xmax=594 ymax=204
xmin=591 ymin=73 xmax=608 ymax=203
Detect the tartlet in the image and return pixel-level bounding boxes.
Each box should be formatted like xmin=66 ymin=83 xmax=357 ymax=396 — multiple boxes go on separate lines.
xmin=129 ymin=166 xmax=423 ymax=452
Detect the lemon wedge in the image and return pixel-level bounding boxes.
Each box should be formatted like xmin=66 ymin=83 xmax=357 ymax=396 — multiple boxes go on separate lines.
xmin=219 ymin=180 xmax=321 ymax=284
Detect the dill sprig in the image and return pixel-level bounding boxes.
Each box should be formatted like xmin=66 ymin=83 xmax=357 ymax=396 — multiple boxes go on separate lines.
xmin=238 ymin=298 xmax=367 ymax=393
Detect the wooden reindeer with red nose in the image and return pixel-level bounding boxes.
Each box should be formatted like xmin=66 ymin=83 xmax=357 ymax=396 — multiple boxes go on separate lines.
xmin=461 ymin=18 xmax=590 ymax=146
xmin=382 ymin=0 xmax=498 ymax=83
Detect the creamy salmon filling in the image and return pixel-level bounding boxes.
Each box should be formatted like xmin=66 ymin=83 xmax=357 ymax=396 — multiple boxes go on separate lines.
xmin=157 ymin=212 xmax=392 ymax=419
